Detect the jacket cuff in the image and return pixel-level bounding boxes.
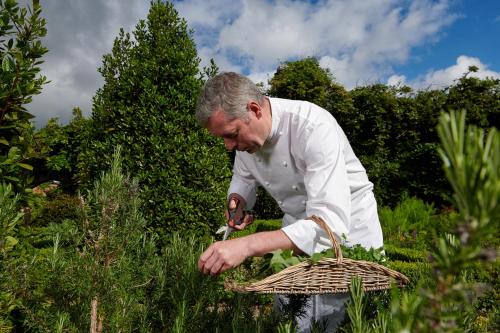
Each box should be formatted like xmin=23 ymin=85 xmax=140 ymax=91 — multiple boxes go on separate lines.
xmin=281 ymin=219 xmax=338 ymax=256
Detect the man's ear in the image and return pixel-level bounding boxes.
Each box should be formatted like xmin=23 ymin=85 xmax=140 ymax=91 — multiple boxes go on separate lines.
xmin=247 ymin=101 xmax=262 ymax=119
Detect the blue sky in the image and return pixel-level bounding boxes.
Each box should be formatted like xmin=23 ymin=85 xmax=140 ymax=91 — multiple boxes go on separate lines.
xmin=27 ymin=0 xmax=500 ymax=126
xmin=391 ymin=0 xmax=500 ymax=86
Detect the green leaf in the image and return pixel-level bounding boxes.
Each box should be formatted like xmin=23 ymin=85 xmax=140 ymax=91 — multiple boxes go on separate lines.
xmin=323 ymin=248 xmax=335 ymax=258
xmin=286 ymin=256 xmax=301 ymax=266
xmin=2 ymin=55 xmax=11 ymax=72
xmin=281 ymin=249 xmax=293 ymax=259
xmin=310 ymin=252 xmax=324 ymax=264
xmin=16 ymin=162 xmax=33 ymax=170
xmin=3 ymin=236 xmax=18 ymax=252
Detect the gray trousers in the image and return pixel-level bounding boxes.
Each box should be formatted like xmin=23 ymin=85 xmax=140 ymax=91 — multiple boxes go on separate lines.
xmin=274 ymin=293 xmax=350 ymax=332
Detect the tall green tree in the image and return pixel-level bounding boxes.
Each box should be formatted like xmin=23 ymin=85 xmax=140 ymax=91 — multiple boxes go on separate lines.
xmin=0 ymin=0 xmax=47 ymax=191
xmin=79 ymin=1 xmax=230 ymax=237
xmin=445 ymin=67 xmax=500 ymax=129
xmin=32 ymin=107 xmax=89 ymax=192
xmin=268 ymin=57 xmax=353 ymax=116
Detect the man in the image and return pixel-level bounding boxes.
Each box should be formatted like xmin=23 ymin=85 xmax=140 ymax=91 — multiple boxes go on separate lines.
xmin=196 ymin=72 xmax=383 ymax=332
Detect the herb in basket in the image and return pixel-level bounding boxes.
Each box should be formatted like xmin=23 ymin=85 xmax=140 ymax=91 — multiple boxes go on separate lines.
xmin=260 ymin=244 xmax=386 ymax=275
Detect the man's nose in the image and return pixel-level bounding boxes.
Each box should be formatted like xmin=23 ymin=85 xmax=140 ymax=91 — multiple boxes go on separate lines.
xmin=224 ymin=138 xmax=236 ymax=151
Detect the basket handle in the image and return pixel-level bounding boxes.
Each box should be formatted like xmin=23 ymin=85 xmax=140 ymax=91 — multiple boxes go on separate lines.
xmin=307 ymin=215 xmax=343 ymax=264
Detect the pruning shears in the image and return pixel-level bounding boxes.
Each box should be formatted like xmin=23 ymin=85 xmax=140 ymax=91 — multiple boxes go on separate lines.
xmin=218 ymin=193 xmax=254 ymax=241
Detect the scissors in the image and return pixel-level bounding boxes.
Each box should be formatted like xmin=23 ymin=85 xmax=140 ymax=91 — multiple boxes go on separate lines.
xmin=219 ymin=194 xmax=254 ymax=241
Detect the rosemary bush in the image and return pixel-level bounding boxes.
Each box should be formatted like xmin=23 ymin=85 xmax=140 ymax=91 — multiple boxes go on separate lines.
xmin=343 ymin=110 xmax=499 ymax=332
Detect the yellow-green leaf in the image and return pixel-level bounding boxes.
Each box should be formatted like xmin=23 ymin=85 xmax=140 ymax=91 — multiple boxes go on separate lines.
xmin=4 ymin=236 xmax=18 ymax=251
xmin=17 ymin=163 xmax=33 ymax=170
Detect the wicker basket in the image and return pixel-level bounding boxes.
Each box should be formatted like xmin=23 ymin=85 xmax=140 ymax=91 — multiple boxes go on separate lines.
xmin=226 ymin=215 xmax=410 ymax=294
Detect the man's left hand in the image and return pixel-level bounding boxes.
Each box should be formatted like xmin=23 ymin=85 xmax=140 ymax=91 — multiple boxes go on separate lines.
xmin=198 ymin=238 xmax=250 ymax=276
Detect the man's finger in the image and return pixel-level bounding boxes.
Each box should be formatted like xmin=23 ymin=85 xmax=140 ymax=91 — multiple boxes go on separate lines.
xmin=220 ymin=263 xmax=231 ymax=274
xmin=233 ymin=214 xmax=253 ymax=230
xmin=244 ymin=214 xmax=254 ymax=225
xmin=198 ymin=247 xmax=214 ymax=271
xmin=210 ymin=260 xmax=224 ymax=276
xmin=228 ymin=198 xmax=237 ymax=210
xmin=203 ymin=254 xmax=218 ymax=275
xmin=233 ymin=223 xmax=245 ymax=231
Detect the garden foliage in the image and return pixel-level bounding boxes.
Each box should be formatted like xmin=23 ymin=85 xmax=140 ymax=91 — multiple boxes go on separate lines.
xmin=1 ymin=148 xmax=286 ymax=331
xmin=342 ymin=111 xmax=499 ymax=333
xmin=0 ymin=0 xmax=47 ymax=193
xmin=31 ymin=108 xmax=89 ymax=192
xmin=0 ymin=1 xmax=498 ymax=331
xmin=78 ymin=1 xmax=231 ymax=237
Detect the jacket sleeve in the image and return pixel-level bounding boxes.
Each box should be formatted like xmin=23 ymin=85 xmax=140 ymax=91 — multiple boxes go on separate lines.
xmin=281 ymin=116 xmax=351 ymax=256
xmin=228 ymin=153 xmax=257 ymax=210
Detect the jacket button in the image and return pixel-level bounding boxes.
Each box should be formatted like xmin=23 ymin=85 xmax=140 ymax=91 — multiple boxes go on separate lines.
xmin=292 ymin=185 xmax=298 ymax=190
xmin=301 ymin=200 xmax=306 ymax=205
xmin=282 ymin=161 xmax=288 ymax=167
xmin=278 ymin=201 xmax=283 ymax=205
xmin=265 ymin=181 xmax=270 ymax=186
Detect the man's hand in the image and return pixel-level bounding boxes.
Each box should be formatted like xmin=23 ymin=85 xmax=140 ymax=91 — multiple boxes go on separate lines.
xmin=198 ymin=237 xmax=251 ymax=276
xmin=198 ymin=230 xmax=300 ymax=276
xmin=225 ymin=197 xmax=253 ymax=230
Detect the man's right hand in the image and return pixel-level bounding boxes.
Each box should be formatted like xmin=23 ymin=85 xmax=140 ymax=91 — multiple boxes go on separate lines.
xmin=225 ymin=196 xmax=253 ymax=230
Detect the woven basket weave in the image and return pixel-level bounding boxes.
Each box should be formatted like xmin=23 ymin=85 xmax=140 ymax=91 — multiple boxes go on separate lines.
xmin=226 ymin=215 xmax=410 ymax=294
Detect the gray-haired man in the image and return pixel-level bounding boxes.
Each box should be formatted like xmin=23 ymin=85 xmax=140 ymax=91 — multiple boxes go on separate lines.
xmin=196 ymin=72 xmax=383 ymax=332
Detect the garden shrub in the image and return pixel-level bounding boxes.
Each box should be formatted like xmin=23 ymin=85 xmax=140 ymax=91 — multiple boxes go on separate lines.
xmin=254 ymin=219 xmax=282 ymax=232
xmin=31 ymin=108 xmax=90 ymax=192
xmin=445 ymin=71 xmax=500 ymax=129
xmin=18 ymin=220 xmax=78 ymax=249
xmin=252 ymin=186 xmax=283 ymax=219
xmin=78 ymin=1 xmax=231 ymax=238
xmin=343 ymin=110 xmax=499 ymax=332
xmin=341 ymin=84 xmax=409 ymax=206
xmin=379 ymin=197 xmax=435 ymax=232
xmin=33 ymin=192 xmax=79 ymax=226
xmin=469 ymin=287 xmax=500 ymax=333
xmin=0 ymin=0 xmax=48 ymax=195
xmin=387 ymin=260 xmax=432 ymax=290
xmin=267 ymin=57 xmax=350 ymax=114
xmin=379 ymin=197 xmax=437 ymax=249
xmin=0 ymin=182 xmax=24 ymax=330
xmin=384 ymin=244 xmax=428 ymax=263
xmin=8 ymin=148 xmax=235 ymax=332
xmin=223 ymin=219 xmax=281 ymax=240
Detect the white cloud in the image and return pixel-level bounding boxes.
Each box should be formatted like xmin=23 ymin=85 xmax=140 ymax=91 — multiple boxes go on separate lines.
xmin=387 ymin=74 xmax=407 ymax=87
xmin=174 ymin=0 xmax=240 ymax=29
xmin=185 ymin=0 xmax=458 ymax=88
xmin=389 ymin=55 xmax=500 ymax=89
xmin=28 ymin=1 xmax=149 ymax=126
xmin=247 ymin=71 xmax=273 ymax=90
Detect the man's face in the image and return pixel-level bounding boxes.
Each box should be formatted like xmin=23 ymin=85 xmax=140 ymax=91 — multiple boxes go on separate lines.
xmin=206 ymin=104 xmax=266 ymax=154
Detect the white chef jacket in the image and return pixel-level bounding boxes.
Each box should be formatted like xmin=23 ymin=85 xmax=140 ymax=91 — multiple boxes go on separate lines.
xmin=228 ymin=97 xmax=383 ymax=254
